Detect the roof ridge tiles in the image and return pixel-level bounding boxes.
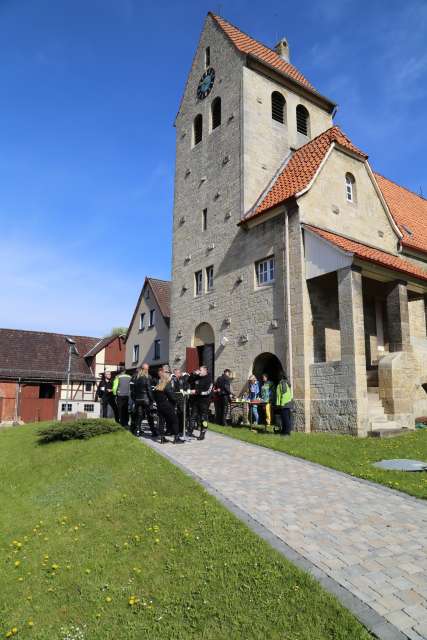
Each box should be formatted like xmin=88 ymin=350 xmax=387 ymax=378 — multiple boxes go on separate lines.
xmin=0 ymin=327 xmax=99 ymax=341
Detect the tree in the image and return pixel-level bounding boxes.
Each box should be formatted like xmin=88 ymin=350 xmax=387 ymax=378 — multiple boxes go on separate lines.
xmin=109 ymin=327 xmax=128 ymax=337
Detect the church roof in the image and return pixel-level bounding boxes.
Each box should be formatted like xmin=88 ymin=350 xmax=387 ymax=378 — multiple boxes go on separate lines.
xmin=374 ymin=173 xmax=427 ymax=256
xmin=210 ymin=13 xmax=319 ymax=95
xmin=243 ymin=126 xmax=367 ymax=223
xmin=305 ymin=225 xmax=427 ymax=284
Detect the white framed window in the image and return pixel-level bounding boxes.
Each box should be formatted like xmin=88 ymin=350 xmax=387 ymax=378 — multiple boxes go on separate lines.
xmin=256 ymin=256 xmax=275 ymax=286
xmin=149 ymin=309 xmax=155 ymax=327
xmin=345 ymin=173 xmax=356 ymax=203
xmin=84 ymin=404 xmax=94 ymax=412
xmin=195 ymin=270 xmax=203 ymax=296
xmin=61 ymin=403 xmax=72 ymax=412
xmin=139 ymin=312 xmax=145 ymax=330
xmin=132 ymin=344 xmax=140 ymax=363
xmin=154 ymin=339 xmax=161 ymax=361
xmin=206 ymin=265 xmax=214 ymax=291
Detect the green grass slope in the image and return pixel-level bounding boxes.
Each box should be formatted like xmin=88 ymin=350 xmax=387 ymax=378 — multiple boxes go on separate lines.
xmin=0 ymin=423 xmax=371 ymax=640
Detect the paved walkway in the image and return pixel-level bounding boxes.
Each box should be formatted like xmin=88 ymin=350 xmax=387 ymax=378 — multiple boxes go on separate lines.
xmin=144 ymin=431 xmax=427 ymax=640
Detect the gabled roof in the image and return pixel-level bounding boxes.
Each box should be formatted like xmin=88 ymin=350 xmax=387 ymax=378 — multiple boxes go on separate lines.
xmin=84 ymin=334 xmax=121 ymax=359
xmin=305 ymin=225 xmax=427 ymax=284
xmin=125 ymin=277 xmax=171 ymax=342
xmin=0 ymin=329 xmax=99 ymax=381
xmin=243 ymin=126 xmax=367 ymax=223
xmin=374 ymin=173 xmax=427 ymax=256
xmin=210 ymin=13 xmax=319 ymax=95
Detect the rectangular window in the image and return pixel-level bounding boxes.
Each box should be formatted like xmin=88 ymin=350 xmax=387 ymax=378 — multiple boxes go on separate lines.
xmin=256 ymin=256 xmax=275 ymax=286
xmin=195 ymin=270 xmax=203 ymax=296
xmin=206 ymin=265 xmax=214 ymax=291
xmin=84 ymin=404 xmax=94 ymax=412
xmin=202 ymin=208 xmax=207 ymax=231
xmin=145 ymin=288 xmax=150 ymax=299
xmin=154 ymin=339 xmax=161 ymax=361
xmin=61 ymin=403 xmax=72 ymax=412
xmin=139 ymin=312 xmax=145 ymax=330
xmin=132 ymin=344 xmax=140 ymax=363
xmin=205 ymin=46 xmax=210 ymax=68
xmin=149 ymin=309 xmax=155 ymax=327
xmin=85 ymin=383 xmax=92 ymax=392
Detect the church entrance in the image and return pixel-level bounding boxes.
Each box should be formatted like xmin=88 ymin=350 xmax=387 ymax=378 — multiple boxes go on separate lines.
xmin=186 ymin=323 xmax=215 ymax=379
xmin=252 ymin=352 xmax=283 ymax=384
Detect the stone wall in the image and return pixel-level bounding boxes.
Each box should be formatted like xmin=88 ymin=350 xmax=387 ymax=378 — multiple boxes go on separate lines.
xmin=307 ymin=273 xmax=340 ymax=363
xmin=310 ymin=362 xmax=358 ymax=434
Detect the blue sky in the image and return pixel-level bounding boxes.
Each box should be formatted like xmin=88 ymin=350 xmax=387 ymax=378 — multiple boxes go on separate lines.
xmin=1 ymin=0 xmax=426 ymax=337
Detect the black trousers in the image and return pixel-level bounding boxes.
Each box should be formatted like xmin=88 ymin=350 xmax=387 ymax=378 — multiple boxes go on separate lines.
xmin=157 ymin=403 xmax=179 ymax=436
xmin=191 ymin=397 xmax=209 ymax=430
xmin=215 ymin=396 xmax=229 ymax=425
xmin=117 ymin=396 xmax=130 ymax=427
xmin=133 ymin=399 xmax=153 ymax=434
xmin=280 ymin=407 xmax=292 ymax=435
xmin=101 ymin=395 xmax=119 ymax=422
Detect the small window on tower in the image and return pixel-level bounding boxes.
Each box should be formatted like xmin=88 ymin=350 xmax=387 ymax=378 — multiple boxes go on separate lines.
xmin=345 ymin=173 xmax=356 ymax=203
xmin=195 ymin=270 xmax=203 ymax=296
xmin=202 ymin=208 xmax=207 ymax=231
xmin=211 ymin=97 xmax=221 ymax=129
xmin=206 ymin=265 xmax=214 ymax=291
xmin=296 ymin=104 xmax=310 ymax=137
xmin=205 ymin=46 xmax=210 ymax=68
xmin=271 ymin=92 xmax=286 ymax=124
xmin=193 ymin=114 xmax=203 ymax=146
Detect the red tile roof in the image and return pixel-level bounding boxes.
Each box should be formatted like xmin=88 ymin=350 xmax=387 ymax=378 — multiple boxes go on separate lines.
xmin=210 ymin=13 xmax=317 ymax=93
xmin=305 ymin=225 xmax=427 ymax=283
xmin=0 ymin=329 xmax=99 ymax=381
xmin=374 ymin=173 xmax=427 ymax=255
xmin=84 ymin=334 xmax=120 ymax=359
xmin=243 ymin=126 xmax=367 ymax=222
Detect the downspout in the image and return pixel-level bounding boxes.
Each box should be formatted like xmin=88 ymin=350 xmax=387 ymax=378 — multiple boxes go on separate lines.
xmin=284 ymin=211 xmax=293 ymax=383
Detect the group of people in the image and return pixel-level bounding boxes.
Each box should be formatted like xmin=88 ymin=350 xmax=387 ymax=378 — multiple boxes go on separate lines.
xmin=95 ymin=363 xmax=294 ymax=441
xmin=213 ymin=369 xmax=294 ymax=435
xmin=95 ymin=363 xmax=213 ymax=444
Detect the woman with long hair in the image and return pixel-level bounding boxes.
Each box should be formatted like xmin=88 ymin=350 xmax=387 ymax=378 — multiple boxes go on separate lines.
xmin=153 ymin=369 xmax=184 ymax=444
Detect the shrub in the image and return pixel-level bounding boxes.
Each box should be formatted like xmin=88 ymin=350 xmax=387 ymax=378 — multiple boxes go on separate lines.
xmin=38 ymin=418 xmax=123 ymax=444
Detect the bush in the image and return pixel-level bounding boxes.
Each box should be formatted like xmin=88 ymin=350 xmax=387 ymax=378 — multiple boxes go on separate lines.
xmin=38 ymin=418 xmax=123 ymax=444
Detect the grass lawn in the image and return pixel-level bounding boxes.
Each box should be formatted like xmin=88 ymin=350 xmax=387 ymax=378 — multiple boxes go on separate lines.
xmin=210 ymin=424 xmax=427 ymax=499
xmin=0 ymin=423 xmax=372 ymax=640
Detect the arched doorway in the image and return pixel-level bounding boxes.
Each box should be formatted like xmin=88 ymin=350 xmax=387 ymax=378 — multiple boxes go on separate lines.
xmin=186 ymin=323 xmax=215 ymax=378
xmin=252 ymin=352 xmax=283 ymax=383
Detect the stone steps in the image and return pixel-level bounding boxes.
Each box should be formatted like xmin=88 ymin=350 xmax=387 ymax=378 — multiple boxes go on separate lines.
xmin=367 ymin=388 xmax=404 ymax=437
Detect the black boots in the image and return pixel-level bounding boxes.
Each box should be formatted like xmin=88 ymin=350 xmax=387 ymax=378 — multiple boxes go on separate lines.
xmin=173 ymin=435 xmax=185 ymax=444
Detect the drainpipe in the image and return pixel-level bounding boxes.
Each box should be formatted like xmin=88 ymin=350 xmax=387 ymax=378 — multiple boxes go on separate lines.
xmin=284 ymin=211 xmax=293 ymax=383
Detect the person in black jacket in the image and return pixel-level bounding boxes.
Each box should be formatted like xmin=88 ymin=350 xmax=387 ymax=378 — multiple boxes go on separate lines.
xmin=130 ymin=364 xmax=154 ymax=436
xmin=153 ymin=370 xmax=184 ymax=444
xmin=215 ymin=369 xmax=232 ymax=426
xmin=189 ymin=365 xmax=213 ymax=441
xmin=95 ymin=371 xmax=119 ymax=422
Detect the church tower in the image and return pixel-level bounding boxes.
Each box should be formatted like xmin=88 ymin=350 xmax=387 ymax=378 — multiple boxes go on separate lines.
xmin=169 ymin=13 xmax=335 ymax=389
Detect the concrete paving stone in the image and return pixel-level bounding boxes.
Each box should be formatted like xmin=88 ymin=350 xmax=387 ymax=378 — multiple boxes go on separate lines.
xmin=143 ymin=432 xmax=427 ymax=640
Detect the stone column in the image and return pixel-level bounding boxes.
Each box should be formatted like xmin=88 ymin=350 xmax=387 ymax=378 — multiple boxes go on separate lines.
xmin=386 ymin=280 xmax=410 ymax=352
xmin=337 ymin=266 xmax=368 ymax=435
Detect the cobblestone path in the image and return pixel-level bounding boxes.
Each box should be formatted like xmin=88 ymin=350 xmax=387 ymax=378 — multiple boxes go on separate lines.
xmin=144 ymin=431 xmax=427 ymax=640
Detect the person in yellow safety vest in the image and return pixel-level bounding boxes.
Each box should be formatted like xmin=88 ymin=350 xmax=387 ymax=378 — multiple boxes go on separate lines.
xmin=276 ymin=373 xmax=293 ymax=436
xmin=112 ymin=369 xmax=132 ymax=427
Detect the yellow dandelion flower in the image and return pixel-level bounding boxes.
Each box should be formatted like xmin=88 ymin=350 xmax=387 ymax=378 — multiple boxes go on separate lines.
xmin=6 ymin=632 xmax=12 ymax=638
xmin=51 ymin=564 xmax=60 ymax=571
xmin=105 ymin=596 xmax=112 ymax=603
xmin=14 ymin=560 xmax=21 ymax=567
xmin=85 ymin=569 xmax=91 ymax=574
xmin=11 ymin=629 xmax=18 ymax=636
xmin=28 ymin=621 xmax=34 ymax=628
xmin=18 ymin=577 xmax=24 ymax=582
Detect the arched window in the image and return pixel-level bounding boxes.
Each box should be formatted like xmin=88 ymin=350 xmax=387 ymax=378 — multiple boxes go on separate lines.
xmin=345 ymin=173 xmax=356 ymax=203
xmin=211 ymin=97 xmax=221 ymax=130
xmin=193 ymin=114 xmax=202 ymax=146
xmin=296 ymin=104 xmax=310 ymax=136
xmin=271 ymin=92 xmax=286 ymax=124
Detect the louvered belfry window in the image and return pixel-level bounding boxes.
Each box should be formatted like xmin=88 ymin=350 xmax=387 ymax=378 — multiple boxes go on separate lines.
xmin=271 ymin=92 xmax=285 ymax=124
xmin=296 ymin=104 xmax=309 ymax=136
xmin=193 ymin=114 xmax=203 ymax=145
xmin=212 ymin=97 xmax=221 ymax=129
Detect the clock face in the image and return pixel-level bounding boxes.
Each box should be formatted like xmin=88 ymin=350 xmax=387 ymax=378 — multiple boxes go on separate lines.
xmin=197 ymin=67 xmax=215 ymax=100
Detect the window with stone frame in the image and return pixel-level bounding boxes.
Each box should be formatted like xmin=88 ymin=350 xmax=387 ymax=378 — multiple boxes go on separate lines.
xmin=345 ymin=173 xmax=356 ymax=203
xmin=194 ymin=270 xmax=203 ymax=296
xmin=255 ymin=256 xmax=275 ymax=286
xmin=193 ymin=114 xmax=203 ymax=146
xmin=206 ymin=265 xmax=214 ymax=291
xmin=296 ymin=104 xmax=310 ymax=136
xmin=271 ymin=92 xmax=286 ymax=124
xmin=211 ymin=97 xmax=221 ymax=129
